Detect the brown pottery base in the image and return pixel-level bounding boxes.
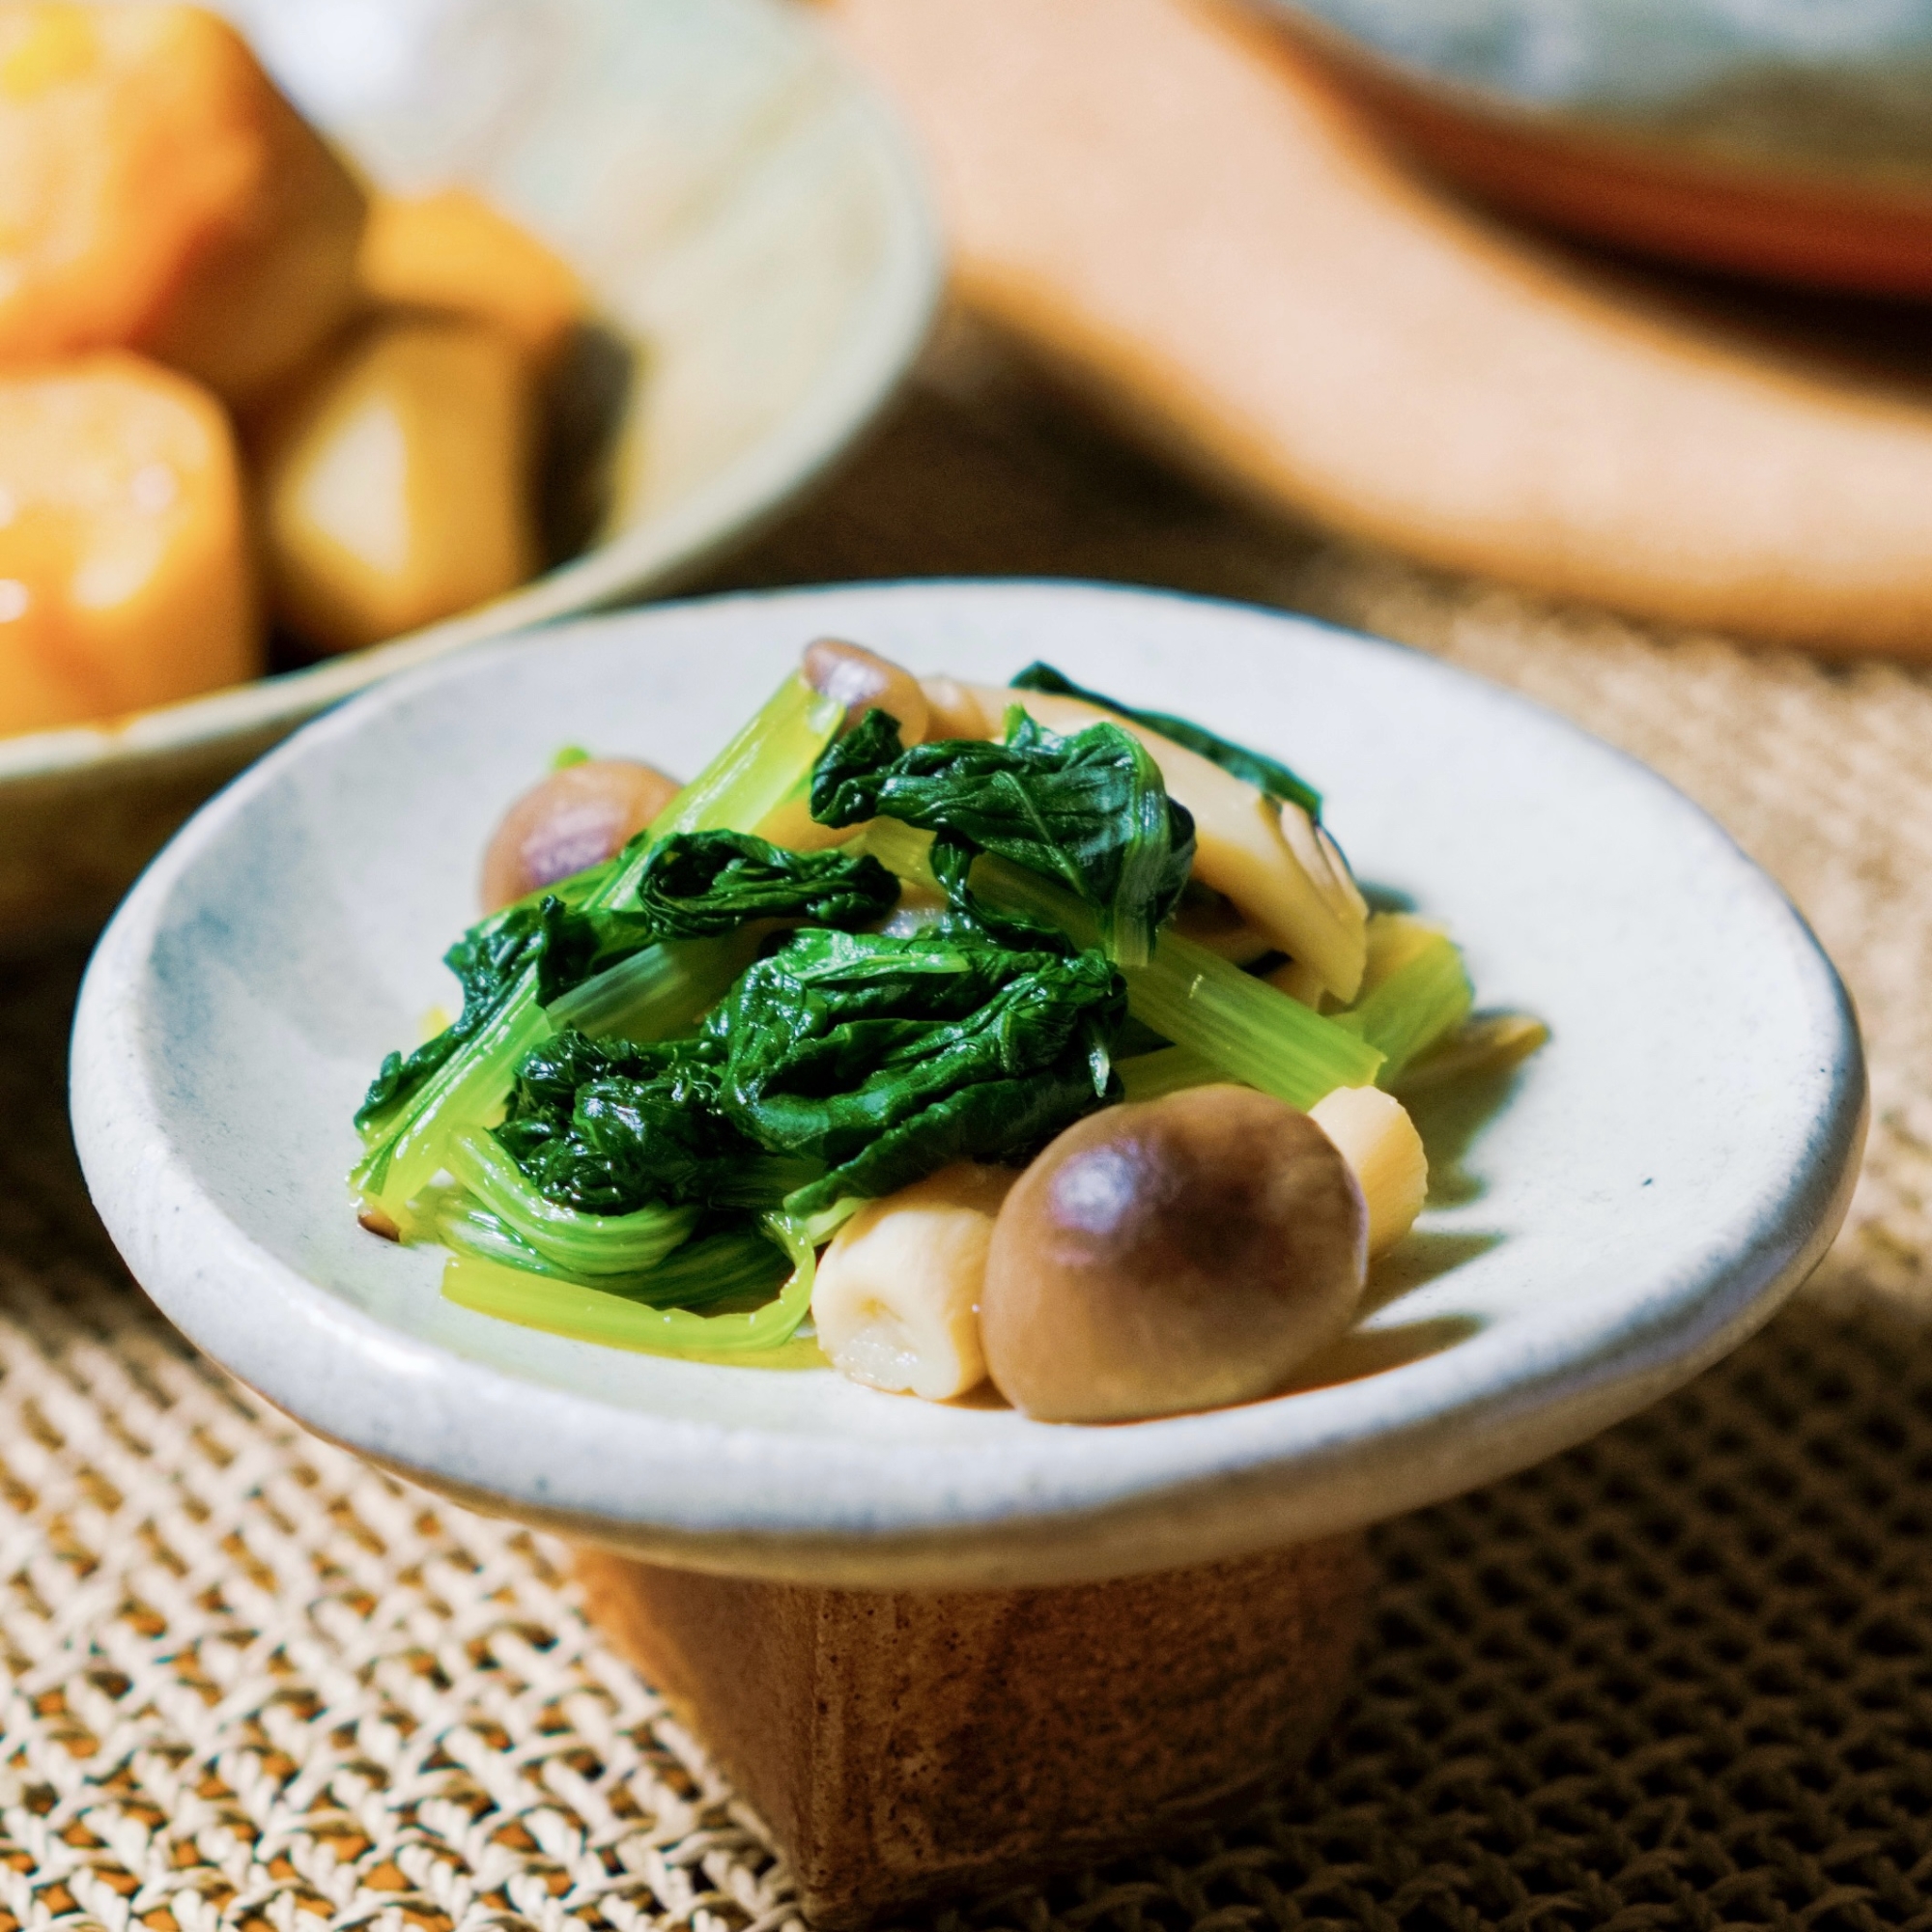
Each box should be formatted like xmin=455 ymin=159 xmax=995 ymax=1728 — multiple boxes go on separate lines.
xmin=575 ymin=1535 xmax=1372 ymax=1928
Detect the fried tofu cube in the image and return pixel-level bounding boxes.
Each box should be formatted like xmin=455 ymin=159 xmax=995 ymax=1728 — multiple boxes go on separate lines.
xmin=0 ymin=353 xmax=258 ymax=735
xmin=357 ymin=187 xmax=584 ymax=370
xmin=254 ymin=313 xmax=538 ymax=654
xmin=0 ymin=3 xmax=366 ymax=403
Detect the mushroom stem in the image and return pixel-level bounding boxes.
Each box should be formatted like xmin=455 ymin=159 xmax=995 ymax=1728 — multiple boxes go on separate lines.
xmin=810 ymin=1164 xmax=1014 ymax=1400
xmin=1309 ymin=1086 xmax=1428 ymax=1256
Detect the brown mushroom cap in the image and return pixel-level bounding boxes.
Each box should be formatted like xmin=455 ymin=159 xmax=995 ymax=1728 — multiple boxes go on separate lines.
xmin=802 ymin=637 xmax=930 ymax=743
xmin=981 ymin=1085 xmax=1368 ymax=1423
xmin=479 ymin=757 xmax=681 ymax=914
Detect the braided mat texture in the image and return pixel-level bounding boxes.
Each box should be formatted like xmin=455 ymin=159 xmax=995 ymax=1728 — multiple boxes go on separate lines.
xmin=8 ymin=318 xmax=1932 ymax=1932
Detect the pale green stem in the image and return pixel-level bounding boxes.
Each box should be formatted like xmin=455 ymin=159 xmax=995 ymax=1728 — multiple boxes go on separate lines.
xmin=441 ymin=1209 xmax=817 ymax=1354
xmin=353 ymin=674 xmax=840 ymax=1225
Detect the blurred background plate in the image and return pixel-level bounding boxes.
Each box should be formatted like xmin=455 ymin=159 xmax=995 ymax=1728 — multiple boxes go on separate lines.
xmin=1250 ymin=0 xmax=1932 ymax=292
xmin=0 ymin=0 xmax=940 ymax=949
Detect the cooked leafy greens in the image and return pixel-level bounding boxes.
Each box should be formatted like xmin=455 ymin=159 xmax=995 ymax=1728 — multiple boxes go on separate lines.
xmin=859 ymin=819 xmax=1385 ymax=1110
xmin=353 ymin=669 xmax=846 ymax=1225
xmin=354 ymin=644 xmax=1502 ymax=1367
xmin=452 ymin=1122 xmax=702 ymax=1272
xmin=707 ymin=928 xmax=1125 ymax=1215
xmin=631 ymin=831 xmax=897 ymax=938
xmin=545 ymin=936 xmax=758 ymax=1046
xmin=481 ymin=927 xmax=1125 ymax=1223
xmin=440 ymin=1211 xmax=819 ymax=1357
xmin=355 ymin=895 xmax=612 ymax=1135
xmin=810 ymin=707 xmax=1193 ymax=967
xmin=435 ymin=1194 xmax=790 ymax=1307
xmin=355 ymin=832 xmax=895 ymax=1133
xmin=491 ymin=1031 xmax=750 ymax=1215
xmin=1010 ymin=660 xmax=1322 ymax=821
xmin=1334 ymin=921 xmax=1474 ymax=1085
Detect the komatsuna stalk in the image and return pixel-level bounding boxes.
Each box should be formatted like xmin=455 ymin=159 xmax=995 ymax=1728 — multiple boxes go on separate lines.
xmin=440 ymin=1209 xmax=819 ymax=1354
xmin=353 ymin=674 xmax=842 ymax=1228
xmin=857 ymin=820 xmax=1382 ymax=1109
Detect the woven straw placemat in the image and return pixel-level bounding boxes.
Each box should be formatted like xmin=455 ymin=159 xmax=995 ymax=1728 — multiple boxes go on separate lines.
xmin=6 ymin=317 xmax=1931 ymax=1932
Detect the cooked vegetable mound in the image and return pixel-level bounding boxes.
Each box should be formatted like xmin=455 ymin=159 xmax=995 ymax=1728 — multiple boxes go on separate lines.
xmin=351 ymin=644 xmax=1536 ymax=1403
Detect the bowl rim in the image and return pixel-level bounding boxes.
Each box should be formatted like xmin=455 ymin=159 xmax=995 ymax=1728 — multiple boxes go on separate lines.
xmin=0 ymin=1 xmax=943 ymax=791
xmin=69 ymin=579 xmax=1868 ymax=1587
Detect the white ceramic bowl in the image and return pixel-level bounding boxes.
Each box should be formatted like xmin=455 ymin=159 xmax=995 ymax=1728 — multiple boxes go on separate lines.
xmin=1 ymin=0 xmax=939 ymax=945
xmin=71 ymin=582 xmax=1865 ymax=1588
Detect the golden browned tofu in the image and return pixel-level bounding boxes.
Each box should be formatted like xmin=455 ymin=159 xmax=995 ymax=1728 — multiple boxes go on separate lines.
xmin=254 ymin=314 xmax=538 ymax=654
xmin=358 ymin=187 xmax=584 ymax=370
xmin=0 ymin=3 xmax=366 ymax=403
xmin=0 ymin=353 xmax=258 ymax=735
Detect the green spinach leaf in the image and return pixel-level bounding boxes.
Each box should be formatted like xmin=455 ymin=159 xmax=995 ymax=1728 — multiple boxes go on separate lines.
xmin=490 ymin=929 xmax=1125 ymax=1220
xmin=810 ymin=709 xmax=1193 ymax=966
xmin=1010 ymin=660 xmax=1322 ymax=821
xmin=355 ymin=895 xmax=609 ymax=1132
xmin=355 ymin=834 xmax=896 ymax=1134
xmin=493 ymin=1030 xmax=804 ymax=1215
xmin=633 ymin=830 xmax=897 ymax=936
xmin=706 ymin=927 xmax=1126 ymax=1214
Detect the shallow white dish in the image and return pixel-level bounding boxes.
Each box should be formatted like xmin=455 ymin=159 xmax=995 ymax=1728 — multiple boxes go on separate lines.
xmin=71 ymin=582 xmax=1865 ymax=1588
xmin=2 ymin=0 xmax=939 ymax=944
